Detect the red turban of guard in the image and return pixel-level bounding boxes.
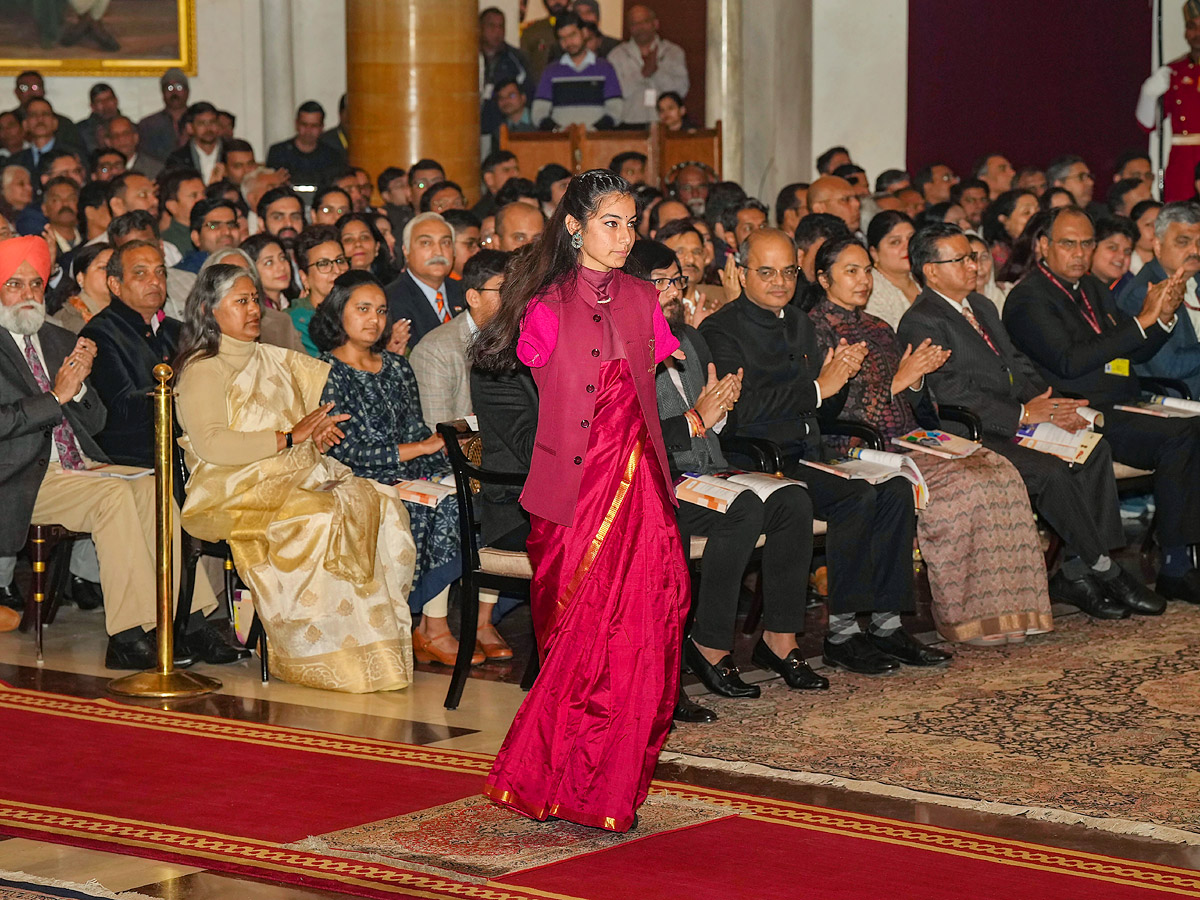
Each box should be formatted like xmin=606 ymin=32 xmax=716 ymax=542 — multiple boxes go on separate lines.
xmin=0 ymin=235 xmax=52 ymax=286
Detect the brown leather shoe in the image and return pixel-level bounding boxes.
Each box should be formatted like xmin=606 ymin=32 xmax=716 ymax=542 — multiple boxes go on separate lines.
xmin=0 ymin=606 xmax=19 ymax=633
xmin=476 ymin=626 xmax=514 ymax=661
xmin=413 ymin=629 xmax=484 ymax=666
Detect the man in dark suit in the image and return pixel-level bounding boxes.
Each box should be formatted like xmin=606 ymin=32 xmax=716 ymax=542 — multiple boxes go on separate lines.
xmin=0 ymin=235 xmax=228 ymax=669
xmin=700 ymin=228 xmax=950 ymax=675
xmin=164 ymin=103 xmax=224 ymax=186
xmin=385 ymin=212 xmax=466 ymax=349
xmin=1003 ymin=205 xmax=1200 ymax=604
xmin=1115 ymin=201 xmax=1200 ymax=399
xmin=898 ymin=222 xmax=1162 ymax=619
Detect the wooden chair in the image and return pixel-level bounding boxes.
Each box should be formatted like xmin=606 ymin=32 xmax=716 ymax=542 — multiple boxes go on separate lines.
xmin=659 ymin=121 xmax=722 ymax=185
xmin=21 ymin=524 xmax=88 ymax=662
xmin=437 ymin=421 xmax=536 ymax=710
xmin=499 ymin=124 xmax=578 ymax=177
xmin=576 ymin=125 xmax=658 ymax=183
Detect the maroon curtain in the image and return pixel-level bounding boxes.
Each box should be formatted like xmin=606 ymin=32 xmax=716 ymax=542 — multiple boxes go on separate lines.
xmin=906 ymin=1 xmax=1152 ymax=187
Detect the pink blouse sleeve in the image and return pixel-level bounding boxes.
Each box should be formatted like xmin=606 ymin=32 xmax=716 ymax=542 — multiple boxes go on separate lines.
xmin=652 ymin=302 xmax=680 ymax=364
xmin=517 ymin=299 xmax=560 ymax=368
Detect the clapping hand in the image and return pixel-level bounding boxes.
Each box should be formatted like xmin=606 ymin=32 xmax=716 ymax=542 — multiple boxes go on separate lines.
xmin=387 ymin=319 xmax=411 ymax=355
xmin=52 ymin=337 xmax=96 ymax=402
xmin=694 ymin=363 xmax=743 ymax=429
xmin=891 ymin=338 xmax=951 ymax=394
xmin=816 ymin=339 xmax=868 ymax=398
xmin=291 ymin=402 xmax=351 ymax=453
xmin=1023 ymin=387 xmax=1090 ymax=432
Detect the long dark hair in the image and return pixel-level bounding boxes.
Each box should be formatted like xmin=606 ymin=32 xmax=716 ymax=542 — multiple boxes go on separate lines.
xmin=241 ymin=231 xmax=299 ymax=303
xmin=336 ymin=211 xmax=397 ymax=283
xmin=471 ymin=168 xmax=631 ymax=371
xmin=981 ymin=188 xmax=1035 ymax=246
xmin=996 ymin=209 xmax=1053 ymax=284
xmin=174 ymin=263 xmax=255 ymax=376
xmin=310 ymin=270 xmax=390 ymax=354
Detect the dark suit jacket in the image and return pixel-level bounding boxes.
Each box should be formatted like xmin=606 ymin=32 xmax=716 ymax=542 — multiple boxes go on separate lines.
xmin=384 ymin=271 xmax=467 ymax=350
xmin=699 ymin=293 xmax=845 ymax=460
xmin=896 ymin=288 xmax=1046 ymax=439
xmin=1115 ymin=258 xmax=1200 ymax=398
xmin=471 ymin=364 xmax=537 ymax=546
xmin=80 ymin=300 xmax=180 ymax=467
xmin=0 ymin=323 xmax=108 ymax=553
xmin=165 ymin=139 xmax=224 ymax=172
xmin=1004 ymin=266 xmax=1169 ymax=407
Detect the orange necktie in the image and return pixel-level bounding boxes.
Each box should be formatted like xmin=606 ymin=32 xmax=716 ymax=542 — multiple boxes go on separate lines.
xmin=435 ymin=290 xmax=450 ymax=323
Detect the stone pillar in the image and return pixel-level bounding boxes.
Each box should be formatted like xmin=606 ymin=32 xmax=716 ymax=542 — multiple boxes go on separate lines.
xmin=706 ymin=0 xmax=743 ymax=185
xmin=260 ymin=0 xmax=296 ymax=152
xmin=345 ymin=0 xmax=481 ymax=202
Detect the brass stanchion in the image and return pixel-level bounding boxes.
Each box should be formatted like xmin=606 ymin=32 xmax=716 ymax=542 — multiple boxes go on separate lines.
xmin=109 ymin=365 xmax=221 ymax=699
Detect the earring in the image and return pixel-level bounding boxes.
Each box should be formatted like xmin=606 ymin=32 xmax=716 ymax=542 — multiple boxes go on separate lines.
xmin=571 ymin=231 xmax=583 ymax=250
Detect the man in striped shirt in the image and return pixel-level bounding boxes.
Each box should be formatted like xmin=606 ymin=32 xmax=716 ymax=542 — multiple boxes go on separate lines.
xmin=531 ymin=13 xmax=623 ymax=130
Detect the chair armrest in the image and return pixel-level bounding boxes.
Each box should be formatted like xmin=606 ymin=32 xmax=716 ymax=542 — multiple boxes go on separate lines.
xmin=718 ymin=435 xmax=783 ymax=473
xmin=937 ymin=404 xmax=983 ymax=441
xmin=1140 ymin=376 xmax=1192 ymax=400
xmin=823 ymin=419 xmax=884 ymax=451
xmin=436 ymin=423 xmax=527 ymax=487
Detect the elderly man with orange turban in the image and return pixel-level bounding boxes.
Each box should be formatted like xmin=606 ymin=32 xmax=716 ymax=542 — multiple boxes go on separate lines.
xmin=0 ymin=235 xmax=233 ymax=668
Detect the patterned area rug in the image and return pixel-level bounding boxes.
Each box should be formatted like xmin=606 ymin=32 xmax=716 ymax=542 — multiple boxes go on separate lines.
xmin=288 ymin=793 xmax=734 ymax=880
xmin=666 ymin=605 xmax=1200 ymax=841
xmin=0 ymin=872 xmax=154 ymax=900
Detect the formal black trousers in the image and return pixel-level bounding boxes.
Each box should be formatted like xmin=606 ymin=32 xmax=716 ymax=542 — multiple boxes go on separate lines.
xmin=984 ymin=435 xmax=1124 ymax=565
xmin=780 ymin=462 xmax=916 ymax=615
xmin=1099 ymin=408 xmax=1200 ymax=549
xmin=676 ymin=487 xmax=814 ymax=650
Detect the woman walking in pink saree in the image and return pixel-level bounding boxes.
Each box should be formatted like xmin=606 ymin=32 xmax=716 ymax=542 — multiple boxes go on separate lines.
xmin=472 ymin=170 xmax=691 ymax=832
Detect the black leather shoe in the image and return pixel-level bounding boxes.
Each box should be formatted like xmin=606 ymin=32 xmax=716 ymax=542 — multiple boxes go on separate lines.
xmin=0 ymin=582 xmax=23 ymax=611
xmin=868 ymin=629 xmax=953 ymax=667
xmin=1100 ymin=567 xmax=1166 ymax=616
xmin=184 ymin=622 xmax=252 ymax=664
xmin=752 ymin=638 xmax=829 ymax=689
xmin=105 ymin=632 xmax=197 ymax=670
xmin=822 ymin=633 xmax=898 ymax=675
xmin=1048 ymin=570 xmax=1129 ymax=620
xmin=1155 ymin=570 xmax=1200 ymax=605
xmin=673 ymin=691 xmax=717 ymax=723
xmin=682 ymin=640 xmax=760 ymax=698
xmin=69 ymin=576 xmax=103 ymax=610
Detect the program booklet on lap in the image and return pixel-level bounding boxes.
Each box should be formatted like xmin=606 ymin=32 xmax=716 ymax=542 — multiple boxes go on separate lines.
xmin=794 ymin=448 xmax=929 ymax=509
xmin=1114 ymin=395 xmax=1200 ymax=418
xmin=675 ymin=472 xmax=805 ymax=514
xmin=891 ymin=428 xmax=980 ymax=459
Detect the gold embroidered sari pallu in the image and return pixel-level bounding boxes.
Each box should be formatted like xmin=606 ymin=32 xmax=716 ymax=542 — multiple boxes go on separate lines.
xmin=178 ymin=340 xmax=417 ymax=693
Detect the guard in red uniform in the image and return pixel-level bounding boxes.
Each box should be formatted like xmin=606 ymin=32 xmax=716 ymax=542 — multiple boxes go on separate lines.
xmin=1138 ymin=1 xmax=1200 ymax=201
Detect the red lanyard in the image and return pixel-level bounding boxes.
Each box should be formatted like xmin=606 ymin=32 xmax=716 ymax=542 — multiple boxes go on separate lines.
xmin=1038 ymin=261 xmax=1102 ymax=334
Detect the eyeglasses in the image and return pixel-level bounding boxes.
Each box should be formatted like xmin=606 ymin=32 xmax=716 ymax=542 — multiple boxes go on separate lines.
xmin=741 ymin=264 xmax=799 ymax=282
xmin=202 ymin=218 xmax=238 ymax=231
xmin=1065 ymin=171 xmax=1094 ymax=183
xmin=476 ymin=287 xmax=502 ymax=293
xmin=650 ymin=274 xmax=688 ymax=290
xmin=929 ymin=253 xmax=976 ymax=267
xmin=308 ymin=255 xmax=349 ymax=273
xmin=1051 ymin=238 xmax=1097 ymax=252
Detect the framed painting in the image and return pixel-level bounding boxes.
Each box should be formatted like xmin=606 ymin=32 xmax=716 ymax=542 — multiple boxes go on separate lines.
xmin=0 ymin=0 xmax=196 ymax=77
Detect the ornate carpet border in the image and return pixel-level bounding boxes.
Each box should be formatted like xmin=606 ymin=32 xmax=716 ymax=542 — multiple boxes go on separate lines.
xmin=0 ymin=686 xmax=493 ymax=775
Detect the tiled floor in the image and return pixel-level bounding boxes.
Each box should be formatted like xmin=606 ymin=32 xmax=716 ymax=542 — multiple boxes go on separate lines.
xmin=1 ymin=525 xmax=1197 ymax=897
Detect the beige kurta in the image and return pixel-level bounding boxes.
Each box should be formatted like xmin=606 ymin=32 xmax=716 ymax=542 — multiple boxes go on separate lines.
xmin=864 ymin=272 xmax=919 ymax=330
xmin=175 ymin=335 xmax=417 ymax=692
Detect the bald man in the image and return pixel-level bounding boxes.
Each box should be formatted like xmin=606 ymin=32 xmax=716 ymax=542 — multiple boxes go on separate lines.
xmin=495 ymin=201 xmax=545 ymax=251
xmin=699 ymin=229 xmax=949 ymax=674
xmin=0 ymin=236 xmax=237 ymax=669
xmin=807 ymin=175 xmax=863 ymax=233
xmin=608 ymin=4 xmax=690 ymax=125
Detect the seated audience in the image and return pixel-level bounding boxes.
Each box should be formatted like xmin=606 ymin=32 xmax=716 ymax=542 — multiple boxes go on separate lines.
xmin=1040 ymin=186 xmax=1076 ymax=211
xmin=863 ymin=210 xmax=918 ymax=328
xmin=898 ymin=222 xmax=1167 ymax=618
xmin=158 ymin=167 xmax=205 ymax=254
xmin=107 ymin=209 xmax=193 ymax=318
xmin=816 ymin=146 xmax=852 ymax=176
xmin=657 ymin=218 xmax=721 ymax=325
xmin=311 ymin=271 xmax=492 ymax=664
xmin=1004 ymin=206 xmax=1200 ymax=605
xmin=473 ymin=150 xmax=521 ymax=218
xmin=833 ymin=164 xmax=870 ymax=196
xmin=311 ymin=185 xmax=353 ymax=226
xmin=407 ymin=158 xmax=446 ymax=212
xmin=288 ymin=226 xmax=349 ymax=356
xmin=201 ymin=248 xmax=303 ymax=353
xmin=2 ymin=166 xmax=34 ymax=219
xmin=99 ymin=115 xmax=162 ymax=179
xmin=1116 ymin=201 xmax=1200 ymax=403
xmin=809 ymin=235 xmax=1051 ymax=645
xmin=914 ymin=162 xmax=958 ymax=205
xmin=532 ymin=13 xmax=623 ymax=130
xmin=410 ymin=249 xmax=507 ymax=432
xmin=699 ymin=228 xmax=950 ymax=674
xmin=266 ymin=101 xmax=342 ymax=188
xmin=176 ymin=197 xmax=238 ymax=273
xmin=241 ymin=232 xmax=296 ymax=310
xmin=494 ymin=200 xmax=545 ymax=252
xmin=443 ymin=208 xmax=482 ymax=279
xmin=794 ymin=212 xmax=851 ymax=298
xmin=1108 ymin=177 xmax=1152 ymax=218
xmin=630 ymin=238 xmax=826 ymax=692
xmin=41 ymin=176 xmax=81 ymax=254
xmin=385 ymin=212 xmax=465 ymax=349
xmin=609 ymin=151 xmax=647 ymax=185
xmin=50 ymin=243 xmax=111 ymax=332
xmin=0 ymin=235 xmax=230 ymax=668
xmin=219 ymin=139 xmax=256 ymax=188
xmin=420 ymin=181 xmax=467 ymax=214
xmin=775 ymin=182 xmax=810 ymax=236
xmin=337 ymin=211 xmax=397 ymax=284
xmin=712 ymin=198 xmax=768 ymax=259
xmin=1046 ymin=154 xmax=1097 ymax=212
xmin=996 ymin=209 xmax=1053 ymax=287
xmin=807 ymin=176 xmax=862 ymax=233
xmin=256 ymin=185 xmax=305 ymax=243
xmin=608 ymin=5 xmax=689 ymax=126
xmin=1015 ymin=166 xmax=1047 ymax=196
xmin=950 ymin=178 xmax=990 ymax=232
xmin=967 ymin=231 xmax=1009 ymax=313
xmin=973 ymin=153 xmax=1015 ymax=198
xmin=1130 ymin=199 xmax=1164 ymax=275
xmin=1091 ymin=215 xmax=1138 ymax=295
xmin=980 ymin=188 xmax=1037 ymax=271
xmin=656 ymin=91 xmax=694 ymax=131
xmin=174 ymin=264 xmax=418 ymax=691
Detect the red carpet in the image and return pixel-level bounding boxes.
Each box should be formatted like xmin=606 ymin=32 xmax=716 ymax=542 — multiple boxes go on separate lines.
xmin=0 ymin=685 xmax=1194 ymax=899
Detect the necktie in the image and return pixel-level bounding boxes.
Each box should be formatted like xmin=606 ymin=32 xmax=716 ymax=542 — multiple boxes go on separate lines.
xmin=23 ymin=335 xmax=86 ymax=470
xmin=435 ymin=290 xmax=450 ymax=323
xmin=959 ymin=303 xmax=1000 ymax=356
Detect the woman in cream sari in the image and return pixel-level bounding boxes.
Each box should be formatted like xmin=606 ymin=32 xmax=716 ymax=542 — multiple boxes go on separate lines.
xmin=174 ymin=264 xmax=417 ymax=692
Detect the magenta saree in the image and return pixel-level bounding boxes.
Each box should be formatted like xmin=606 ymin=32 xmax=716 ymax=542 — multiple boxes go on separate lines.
xmin=484 ymin=359 xmax=689 ymax=832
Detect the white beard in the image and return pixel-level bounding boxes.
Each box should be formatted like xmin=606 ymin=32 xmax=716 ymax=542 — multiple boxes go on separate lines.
xmin=0 ymin=301 xmax=46 ymax=335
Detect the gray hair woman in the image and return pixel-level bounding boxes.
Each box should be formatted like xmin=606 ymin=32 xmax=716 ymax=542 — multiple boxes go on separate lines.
xmin=200 ymin=248 xmax=303 ymax=351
